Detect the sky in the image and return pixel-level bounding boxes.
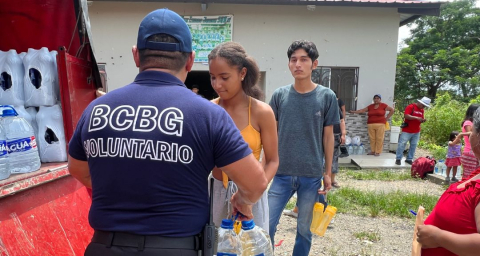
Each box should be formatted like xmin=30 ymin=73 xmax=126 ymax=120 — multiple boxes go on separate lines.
xmin=397 ymin=0 xmax=480 ymax=51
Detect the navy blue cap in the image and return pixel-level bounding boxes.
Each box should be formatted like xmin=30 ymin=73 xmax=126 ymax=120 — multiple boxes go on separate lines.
xmin=374 ymin=94 xmax=381 ymax=99
xmin=241 ymin=220 xmax=256 ymax=231
xmin=220 ymin=219 xmax=234 ymax=229
xmin=137 ymin=9 xmax=192 ymax=52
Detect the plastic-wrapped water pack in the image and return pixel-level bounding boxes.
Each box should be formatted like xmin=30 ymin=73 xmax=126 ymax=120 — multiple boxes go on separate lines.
xmin=36 ymin=105 xmax=67 ymax=162
xmin=0 ymin=50 xmax=25 ymax=105
xmin=23 ymin=47 xmax=59 ymax=107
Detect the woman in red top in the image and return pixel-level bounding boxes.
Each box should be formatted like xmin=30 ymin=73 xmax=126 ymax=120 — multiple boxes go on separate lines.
xmin=418 ymin=107 xmax=480 ymax=255
xmin=349 ymin=94 xmax=394 ymax=156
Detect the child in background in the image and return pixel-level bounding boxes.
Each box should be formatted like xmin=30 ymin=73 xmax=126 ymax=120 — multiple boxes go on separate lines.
xmin=446 ymin=131 xmax=462 ymax=182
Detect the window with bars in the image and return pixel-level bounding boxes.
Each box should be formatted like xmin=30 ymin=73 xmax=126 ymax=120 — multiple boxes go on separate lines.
xmin=312 ymin=67 xmax=359 ymax=111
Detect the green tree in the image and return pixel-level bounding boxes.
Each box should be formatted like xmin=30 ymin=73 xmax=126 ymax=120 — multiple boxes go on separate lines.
xmin=422 ymin=93 xmax=467 ymax=145
xmin=395 ymin=0 xmax=480 ymax=103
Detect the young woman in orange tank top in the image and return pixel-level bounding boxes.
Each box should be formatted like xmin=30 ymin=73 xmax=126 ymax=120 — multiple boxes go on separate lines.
xmin=208 ymin=42 xmax=279 ymax=230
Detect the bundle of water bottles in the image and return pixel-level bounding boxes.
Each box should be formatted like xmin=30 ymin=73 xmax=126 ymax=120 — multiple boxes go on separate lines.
xmin=0 ymin=105 xmax=41 ymax=180
xmin=0 ymin=48 xmax=68 ymax=180
xmin=435 ymin=159 xmax=462 ymax=179
xmin=217 ymin=218 xmax=273 ymax=256
xmin=345 ymin=135 xmax=365 ymax=155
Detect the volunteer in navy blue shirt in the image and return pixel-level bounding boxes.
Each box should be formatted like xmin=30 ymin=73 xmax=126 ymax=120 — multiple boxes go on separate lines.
xmin=68 ymin=9 xmax=267 ymax=256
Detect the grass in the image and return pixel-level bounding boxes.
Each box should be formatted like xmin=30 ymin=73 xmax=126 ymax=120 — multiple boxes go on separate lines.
xmin=328 ymin=187 xmax=439 ymax=218
xmin=285 ymin=198 xmax=296 ymax=210
xmin=354 ymin=230 xmax=381 ymax=242
xmin=342 ymin=169 xmax=413 ymax=181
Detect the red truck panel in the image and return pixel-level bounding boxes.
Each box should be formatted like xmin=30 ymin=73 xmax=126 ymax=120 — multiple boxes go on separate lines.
xmin=57 ymin=47 xmax=97 ymax=144
xmin=0 ymin=0 xmax=81 ymax=55
xmin=0 ymin=172 xmax=93 ymax=256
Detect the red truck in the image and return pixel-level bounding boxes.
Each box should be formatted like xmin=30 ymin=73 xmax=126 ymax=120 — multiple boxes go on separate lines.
xmin=0 ymin=0 xmax=98 ymax=254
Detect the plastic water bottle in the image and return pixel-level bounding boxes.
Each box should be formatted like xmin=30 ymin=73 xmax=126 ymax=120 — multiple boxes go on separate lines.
xmin=0 ymin=125 xmax=9 ymax=180
xmin=441 ymin=161 xmax=447 ymax=176
xmin=437 ymin=160 xmax=446 ymax=176
xmin=434 ymin=161 xmax=441 ymax=174
xmin=356 ymin=144 xmax=365 ymax=155
xmin=347 ymin=145 xmax=353 ymax=155
xmin=312 ymin=205 xmax=337 ymax=237
xmin=23 ymin=47 xmax=58 ymax=107
xmin=217 ymin=219 xmax=242 ymax=256
xmin=0 ymin=50 xmax=25 ymax=105
xmin=14 ymin=105 xmax=35 ymax=130
xmin=310 ymin=202 xmax=325 ymax=233
xmin=25 ymin=107 xmax=38 ymax=136
xmin=50 ymin=50 xmax=60 ymax=101
xmin=352 ymin=145 xmax=358 ymax=155
xmin=36 ymin=105 xmax=67 ymax=162
xmin=239 ymin=220 xmax=273 ymax=256
xmin=0 ymin=105 xmax=40 ymax=173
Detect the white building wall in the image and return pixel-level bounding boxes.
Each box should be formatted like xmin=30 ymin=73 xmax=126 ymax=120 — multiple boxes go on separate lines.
xmin=88 ymin=2 xmax=399 ymax=108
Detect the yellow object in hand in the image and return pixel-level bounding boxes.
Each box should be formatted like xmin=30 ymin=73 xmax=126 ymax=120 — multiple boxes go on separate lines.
xmin=234 ymin=220 xmax=242 ymax=234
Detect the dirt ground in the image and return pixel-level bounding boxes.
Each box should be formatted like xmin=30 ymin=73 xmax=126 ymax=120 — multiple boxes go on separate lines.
xmin=272 ymin=168 xmax=445 ymax=256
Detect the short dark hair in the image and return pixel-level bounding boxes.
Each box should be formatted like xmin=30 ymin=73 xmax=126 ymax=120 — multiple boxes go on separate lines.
xmin=138 ymin=34 xmax=190 ymax=72
xmin=449 ymin=131 xmax=459 ymax=142
xmin=192 ymin=84 xmax=199 ymax=89
xmin=287 ymin=40 xmax=319 ymax=61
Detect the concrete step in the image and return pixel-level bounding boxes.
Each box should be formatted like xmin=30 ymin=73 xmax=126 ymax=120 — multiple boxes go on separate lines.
xmin=339 ymin=162 xmax=361 ymax=170
xmin=426 ymin=173 xmax=459 ymax=186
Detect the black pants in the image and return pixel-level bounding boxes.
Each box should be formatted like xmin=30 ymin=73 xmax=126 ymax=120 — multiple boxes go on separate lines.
xmin=85 ymin=231 xmax=199 ymax=256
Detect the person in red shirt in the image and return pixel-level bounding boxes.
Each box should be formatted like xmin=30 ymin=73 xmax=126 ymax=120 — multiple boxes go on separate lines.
xmin=417 ymin=107 xmax=480 ymax=256
xmin=395 ymin=97 xmax=430 ymax=165
xmin=349 ymin=94 xmax=394 ymax=156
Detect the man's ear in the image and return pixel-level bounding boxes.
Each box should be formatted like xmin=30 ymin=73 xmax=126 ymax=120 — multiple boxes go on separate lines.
xmin=312 ymin=59 xmax=318 ymax=70
xmin=132 ymin=45 xmax=140 ymax=68
xmin=186 ymin=51 xmax=196 ymax=72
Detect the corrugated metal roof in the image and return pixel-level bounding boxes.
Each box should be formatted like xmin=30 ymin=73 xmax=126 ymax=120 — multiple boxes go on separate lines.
xmin=292 ymin=0 xmax=445 ymax=3
xmin=93 ymin=0 xmax=446 ymax=5
xmin=92 ymin=0 xmax=447 ymax=25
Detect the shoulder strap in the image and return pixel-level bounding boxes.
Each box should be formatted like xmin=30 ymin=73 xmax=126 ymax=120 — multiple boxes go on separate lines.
xmin=248 ymin=96 xmax=252 ymax=125
xmin=403 ymin=104 xmax=414 ymax=122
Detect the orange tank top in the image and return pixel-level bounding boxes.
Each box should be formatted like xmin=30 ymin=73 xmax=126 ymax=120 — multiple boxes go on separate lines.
xmin=215 ymin=97 xmax=262 ymax=188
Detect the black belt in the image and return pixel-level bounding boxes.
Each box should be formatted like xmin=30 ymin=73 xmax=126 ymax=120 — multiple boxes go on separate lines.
xmin=92 ymin=230 xmax=200 ymax=251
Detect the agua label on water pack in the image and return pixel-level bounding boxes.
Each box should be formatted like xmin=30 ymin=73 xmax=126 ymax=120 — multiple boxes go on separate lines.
xmin=0 ymin=140 xmax=7 ymax=157
xmin=7 ymin=136 xmax=37 ymax=154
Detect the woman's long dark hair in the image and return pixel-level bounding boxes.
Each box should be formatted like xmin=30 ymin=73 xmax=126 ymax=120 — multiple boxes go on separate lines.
xmin=208 ymin=42 xmax=264 ymax=100
xmin=462 ymin=104 xmax=480 ymax=127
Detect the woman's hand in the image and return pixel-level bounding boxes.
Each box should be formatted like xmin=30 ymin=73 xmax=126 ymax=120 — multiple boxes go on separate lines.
xmin=417 ymin=225 xmax=441 ymax=248
xmin=96 ymin=88 xmax=106 ymax=98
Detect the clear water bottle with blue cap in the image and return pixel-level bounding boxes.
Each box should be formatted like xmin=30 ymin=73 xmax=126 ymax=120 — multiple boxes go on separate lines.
xmin=239 ymin=220 xmax=273 ymax=256
xmin=438 ymin=160 xmax=446 ymax=176
xmin=0 ymin=105 xmax=40 ymax=174
xmin=0 ymin=124 xmax=8 ymax=180
xmin=217 ymin=219 xmax=242 ymax=256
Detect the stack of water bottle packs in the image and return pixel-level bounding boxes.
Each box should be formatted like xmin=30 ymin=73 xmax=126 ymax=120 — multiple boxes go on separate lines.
xmin=217 ymin=219 xmax=273 ymax=256
xmin=345 ymin=135 xmax=365 ymax=155
xmin=0 ymin=47 xmax=67 ymax=180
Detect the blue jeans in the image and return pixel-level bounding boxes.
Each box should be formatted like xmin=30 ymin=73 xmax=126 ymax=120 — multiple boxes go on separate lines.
xmin=268 ymin=175 xmax=321 ymax=256
xmin=395 ymin=132 xmax=420 ymax=161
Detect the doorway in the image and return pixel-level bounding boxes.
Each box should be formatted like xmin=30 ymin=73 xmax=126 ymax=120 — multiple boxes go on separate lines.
xmin=185 ymin=71 xmax=217 ymax=100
